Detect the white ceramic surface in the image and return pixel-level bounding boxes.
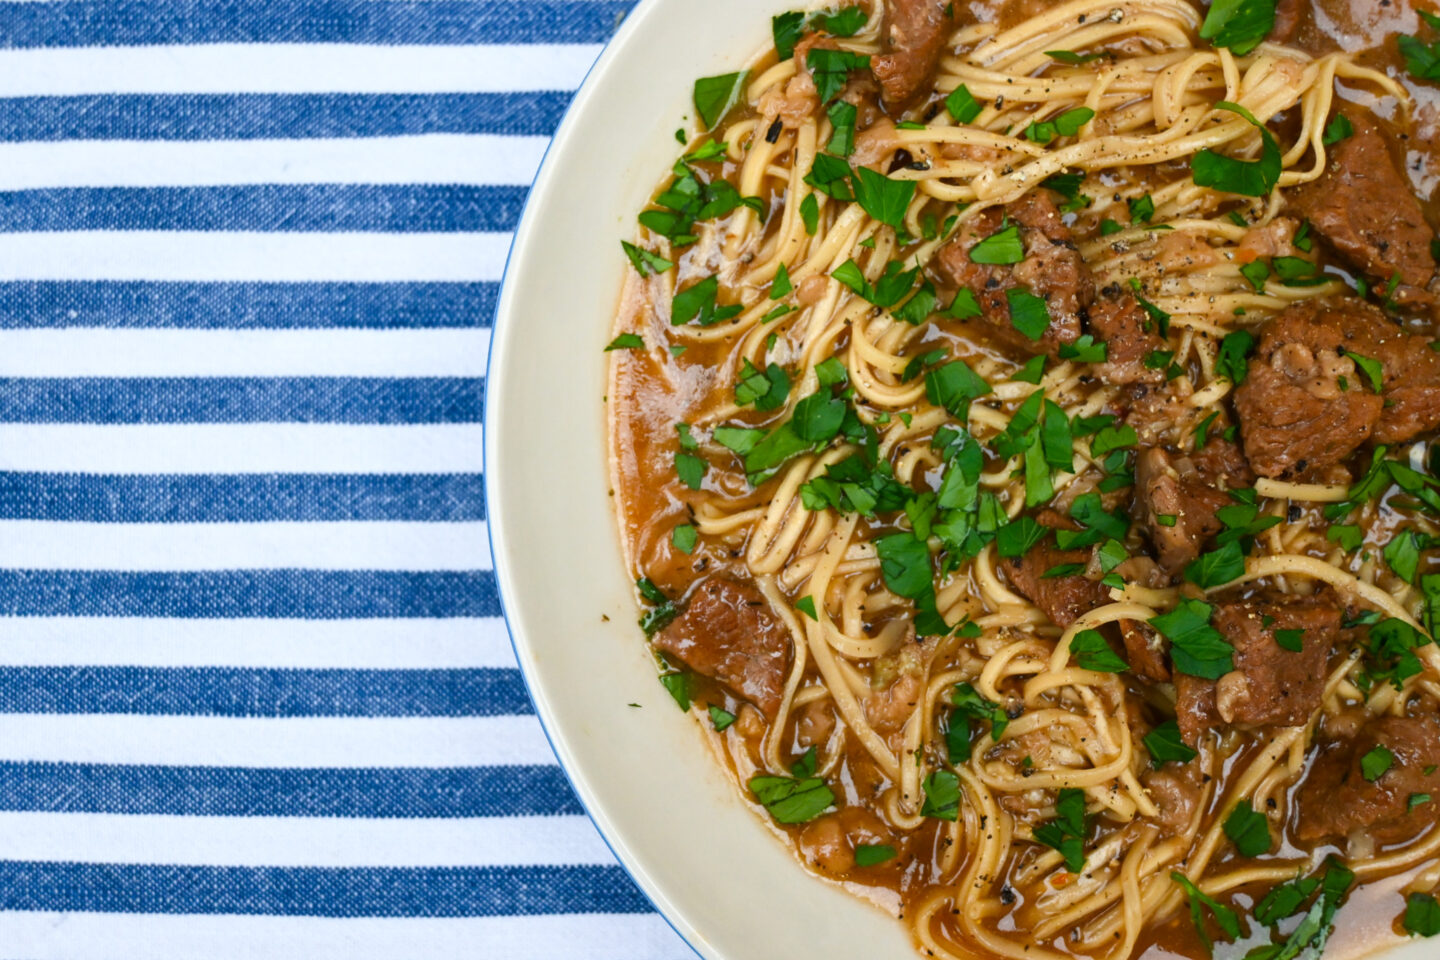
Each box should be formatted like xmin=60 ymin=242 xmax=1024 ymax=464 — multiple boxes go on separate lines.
xmin=482 ymin=2 xmax=1434 ymax=957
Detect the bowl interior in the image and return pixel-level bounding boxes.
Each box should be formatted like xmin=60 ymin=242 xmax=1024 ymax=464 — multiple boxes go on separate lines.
xmin=484 ymin=2 xmax=1435 ymax=958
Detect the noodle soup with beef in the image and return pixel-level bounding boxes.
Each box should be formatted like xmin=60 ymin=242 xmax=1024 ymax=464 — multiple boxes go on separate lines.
xmin=606 ymin=0 xmax=1440 ymax=956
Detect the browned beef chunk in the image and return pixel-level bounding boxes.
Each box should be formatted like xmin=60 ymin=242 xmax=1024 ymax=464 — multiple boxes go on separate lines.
xmin=1296 ymin=715 xmax=1440 ymax=843
xmin=1088 ymin=293 xmax=1165 ymax=385
xmin=1189 ymin=435 xmax=1255 ymax=489
xmin=1175 ymin=672 xmax=1219 ymax=747
xmin=1233 ymin=298 xmax=1386 ymax=478
xmin=929 ymin=192 xmax=1093 ymax=356
xmin=1360 ymin=314 xmax=1440 ymax=444
xmin=872 ymin=0 xmax=953 ymax=111
xmin=1120 ymin=618 xmax=1170 ymax=682
xmin=653 ymin=578 xmax=791 ymax=718
xmin=1270 ymin=0 xmax=1302 ymax=43
xmin=1173 ymin=592 xmax=1338 ymax=745
xmin=1133 ymin=447 xmax=1233 ymax=577
xmin=1002 ymin=540 xmax=1110 ymax=629
xmin=1142 ymin=762 xmax=1202 ymax=836
xmin=1289 ymin=112 xmax=1436 ymax=298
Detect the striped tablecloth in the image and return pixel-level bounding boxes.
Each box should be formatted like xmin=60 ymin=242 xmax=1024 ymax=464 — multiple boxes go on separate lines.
xmin=0 ymin=2 xmax=692 ymax=957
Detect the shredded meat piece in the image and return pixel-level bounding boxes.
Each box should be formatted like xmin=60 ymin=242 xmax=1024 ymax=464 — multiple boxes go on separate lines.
xmin=1120 ymin=618 xmax=1170 ymax=682
xmin=1172 ymin=592 xmax=1338 ymax=745
xmin=798 ymin=807 xmax=895 ymax=877
xmin=1142 ymin=762 xmax=1203 ymax=837
xmin=1296 ymin=715 xmax=1440 ymax=844
xmin=1088 ymin=292 xmax=1166 ymax=385
xmin=1289 ymin=112 xmax=1436 ymax=301
xmin=929 ymin=192 xmax=1093 ymax=356
xmin=1133 ymin=447 xmax=1233 ymax=577
xmin=1236 ymin=217 xmax=1298 ymax=264
xmin=1235 ymin=296 xmax=1440 ymax=476
xmin=653 ymin=578 xmax=792 ymax=718
xmin=871 ymin=0 xmax=953 ymax=111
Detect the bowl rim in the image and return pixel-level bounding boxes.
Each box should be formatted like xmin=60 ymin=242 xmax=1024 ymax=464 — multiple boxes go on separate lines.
xmin=483 ymin=0 xmax=708 ymax=956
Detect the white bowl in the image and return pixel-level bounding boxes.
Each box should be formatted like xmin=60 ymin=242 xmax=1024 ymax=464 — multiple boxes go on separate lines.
xmin=484 ymin=3 xmax=1434 ymax=958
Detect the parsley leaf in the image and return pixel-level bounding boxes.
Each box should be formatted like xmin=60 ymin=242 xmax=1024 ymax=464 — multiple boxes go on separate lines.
xmin=1033 ymin=788 xmax=1089 ymax=872
xmin=854 ymin=843 xmax=897 ymax=866
xmin=708 ymin=704 xmax=735 ymax=731
xmin=1144 ymin=720 xmax=1198 ymax=767
xmin=1006 ymin=288 xmax=1051 ymax=340
xmin=1362 ymin=744 xmax=1396 ymax=782
xmin=800 ymin=192 xmax=820 ymax=234
xmin=1216 ymin=329 xmax=1255 ymax=384
xmin=772 ymin=11 xmax=805 ymax=60
xmin=1223 ymin=800 xmax=1272 ymax=857
xmin=921 ymin=769 xmax=962 ymax=820
xmin=1198 ymin=0 xmax=1277 ymax=56
xmin=671 ymin=523 xmax=698 ymax=554
xmin=852 ymin=166 xmax=917 ymax=232
xmin=693 ymin=71 xmax=749 ymax=129
xmin=1172 ymin=872 xmax=1241 ymax=954
xmin=1345 ymin=349 xmax=1385 ymax=393
xmin=1069 ymin=629 xmax=1129 ymax=672
xmin=1185 ymin=540 xmax=1246 ymax=589
xmin=806 ymin=48 xmax=871 ymax=103
xmin=1400 ymin=12 xmax=1440 ymax=82
xmin=621 ymin=240 xmax=674 ymax=276
xmin=826 ymin=99 xmax=857 ymax=156
xmin=672 ymin=275 xmax=742 ymax=326
xmin=925 ymin=360 xmax=991 ymax=418
xmin=749 ymin=771 xmax=835 ymax=823
xmin=1191 ymin=101 xmax=1282 ymax=197
xmin=817 ymin=5 xmax=867 ymax=36
xmin=970 ymin=224 xmax=1025 ymax=264
xmin=734 ymin=360 xmax=791 ymax=411
xmin=1405 ymin=893 xmax=1440 ymax=937
xmin=1149 ymin=599 xmax=1235 ymax=679
xmin=946 ymin=84 xmax=983 ymax=123
xmin=605 ymin=333 xmax=644 ymax=351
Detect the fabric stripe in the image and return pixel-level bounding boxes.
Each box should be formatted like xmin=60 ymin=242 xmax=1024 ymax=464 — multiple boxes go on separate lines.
xmin=0 ymin=185 xmax=528 ymax=233
xmin=0 ymin=330 xmax=490 ymax=377
xmin=0 ymin=862 xmax=650 ymax=916
xmin=0 ymin=44 xmax=601 ymax=96
xmin=0 ymin=811 xmax=615 ymax=867
xmin=0 ymin=233 xmax=510 ymax=281
xmin=0 ymin=761 xmax=581 ymax=817
xmin=0 ymin=914 xmax=689 ymax=960
xmin=0 ymin=281 xmax=497 ymax=328
xmin=0 ymin=424 xmax=484 ymax=473
xmin=0 ymin=666 xmax=530 ymax=717
xmin=0 ymin=473 xmax=487 ymax=522
xmin=0 ymin=92 xmax=573 ymax=141
xmin=0 ymin=617 xmax=515 ymax=669
xmin=0 ymin=2 xmax=631 ymax=48
xmin=0 ymin=520 xmax=490 ymax=571
xmin=0 ymin=714 xmax=553 ymax=767
xmin=0 ymin=570 xmax=498 ymax=618
xmin=0 ymin=135 xmax=548 ymax=189
xmin=0 ymin=377 xmax=484 ymax=424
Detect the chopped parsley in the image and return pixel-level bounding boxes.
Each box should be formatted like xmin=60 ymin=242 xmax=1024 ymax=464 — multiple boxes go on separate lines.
xmin=1069 ymin=629 xmax=1129 ymax=673
xmin=1191 ymin=101 xmax=1282 ymax=197
xmin=771 ymin=10 xmax=805 ymax=60
xmin=1129 ymin=193 xmax=1155 ymax=224
xmin=1006 ymin=288 xmax=1051 ymax=340
xmin=969 ymin=223 xmax=1024 ymax=264
xmin=854 ymin=843 xmax=897 ymax=867
xmin=1216 ymin=329 xmax=1255 ymax=384
xmin=1223 ymin=800 xmax=1272 ymax=857
xmin=1344 ymin=349 xmax=1385 ymax=393
xmin=693 ymin=71 xmax=749 ymax=129
xmin=1149 ymin=599 xmax=1235 ymax=680
xmin=1198 ymin=0 xmax=1277 ymax=56
xmin=945 ymin=83 xmax=983 ymax=123
xmin=946 ymin=683 xmax=1011 ymax=763
xmin=1362 ymin=744 xmax=1396 ymax=782
xmin=921 ymin=769 xmax=962 ymax=820
xmin=1144 ymin=720 xmax=1198 ymax=767
xmin=795 ymin=595 xmax=818 ymax=620
xmin=621 ymin=240 xmax=674 ymax=276
xmin=806 ymin=47 xmax=871 ymax=103
xmin=826 ymin=99 xmax=857 ymax=156
xmin=1033 ymin=788 xmax=1088 ymax=873
xmin=708 ymin=705 xmax=735 ymax=731
xmin=636 ymin=576 xmax=679 ymax=637
xmin=800 ymin=193 xmax=820 ymax=234
xmin=1405 ymin=893 xmax=1440 ymax=937
xmin=671 ymin=523 xmax=698 ymax=554
xmin=1239 ymin=258 xmax=1270 ymax=292
xmin=605 ymin=333 xmax=644 ymax=351
xmin=749 ymin=759 xmax=835 ymax=824
xmin=1012 ymin=355 xmax=1047 ymax=384
xmin=672 ymin=275 xmax=742 ymax=327
xmin=852 ymin=166 xmax=917 ymax=232
xmin=1172 ymin=872 xmax=1241 ymax=953
xmin=1045 ymin=49 xmax=1108 ymax=64
xmin=1274 ymin=628 xmax=1304 ymax=653
xmin=735 ymin=359 xmax=791 ymax=411
xmin=1025 ymin=107 xmax=1094 ymax=144
xmin=1399 ymin=11 xmax=1440 ymax=83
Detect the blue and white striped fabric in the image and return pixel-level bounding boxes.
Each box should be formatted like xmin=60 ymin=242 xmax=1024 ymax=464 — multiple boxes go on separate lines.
xmin=0 ymin=3 xmax=693 ymax=957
